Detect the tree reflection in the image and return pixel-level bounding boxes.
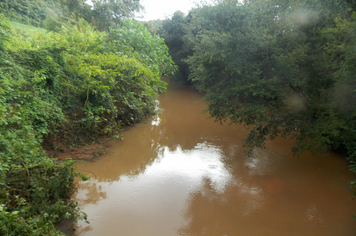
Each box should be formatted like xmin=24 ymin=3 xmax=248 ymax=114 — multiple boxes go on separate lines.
xmin=74 ymin=178 xmax=107 ymax=205
xmin=178 ymin=177 xmax=264 ymax=236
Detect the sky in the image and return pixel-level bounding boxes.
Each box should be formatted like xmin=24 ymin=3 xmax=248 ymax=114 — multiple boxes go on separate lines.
xmin=85 ymin=0 xmax=200 ymax=22
xmin=136 ymin=0 xmax=197 ymax=21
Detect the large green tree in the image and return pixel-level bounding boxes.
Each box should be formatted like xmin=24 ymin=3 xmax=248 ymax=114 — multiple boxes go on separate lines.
xmin=91 ymin=0 xmax=143 ymax=30
xmin=185 ymin=0 xmax=356 ymax=159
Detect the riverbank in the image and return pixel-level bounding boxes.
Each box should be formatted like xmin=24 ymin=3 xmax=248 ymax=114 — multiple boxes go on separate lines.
xmin=45 ymin=139 xmax=111 ymax=161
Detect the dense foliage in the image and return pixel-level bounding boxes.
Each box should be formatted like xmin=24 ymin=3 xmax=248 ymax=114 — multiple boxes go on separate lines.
xmin=185 ymin=0 xmax=355 ymax=153
xmin=0 ymin=0 xmax=143 ymax=31
xmin=91 ymin=0 xmax=143 ymax=30
xmin=151 ymin=11 xmax=193 ymax=83
xmin=107 ymin=19 xmax=176 ymax=78
xmin=0 ymin=15 xmax=80 ymax=235
xmin=0 ymin=0 xmax=62 ymax=27
xmin=0 ymin=7 xmax=174 ymax=233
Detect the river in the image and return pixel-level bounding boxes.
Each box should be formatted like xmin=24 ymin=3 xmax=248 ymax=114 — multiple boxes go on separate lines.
xmin=73 ymin=81 xmax=356 ymax=236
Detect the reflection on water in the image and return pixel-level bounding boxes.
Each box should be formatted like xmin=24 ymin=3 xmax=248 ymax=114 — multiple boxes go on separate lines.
xmin=74 ymin=82 xmax=356 ymax=236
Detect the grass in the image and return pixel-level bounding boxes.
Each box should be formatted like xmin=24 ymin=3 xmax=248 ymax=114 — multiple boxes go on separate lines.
xmin=10 ymin=21 xmax=47 ymax=35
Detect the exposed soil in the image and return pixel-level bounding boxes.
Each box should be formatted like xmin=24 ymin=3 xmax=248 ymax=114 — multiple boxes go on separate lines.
xmin=45 ymin=141 xmax=111 ymax=161
xmin=55 ymin=218 xmax=75 ymax=235
xmin=42 ymin=119 xmax=116 ymax=161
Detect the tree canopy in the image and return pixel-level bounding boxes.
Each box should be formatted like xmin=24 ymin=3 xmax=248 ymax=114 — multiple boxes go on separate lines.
xmin=181 ymin=0 xmax=356 ymax=160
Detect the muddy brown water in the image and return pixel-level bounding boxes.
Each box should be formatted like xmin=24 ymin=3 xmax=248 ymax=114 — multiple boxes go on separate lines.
xmin=74 ymin=82 xmax=356 ymax=236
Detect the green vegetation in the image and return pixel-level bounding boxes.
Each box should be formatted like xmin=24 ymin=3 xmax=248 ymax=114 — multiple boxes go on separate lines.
xmin=160 ymin=0 xmax=356 ymax=190
xmin=0 ymin=0 xmax=143 ymax=31
xmin=186 ymin=0 xmax=356 ymax=154
xmin=0 ymin=0 xmax=61 ymax=27
xmin=147 ymin=11 xmax=193 ymax=83
xmin=10 ymin=21 xmax=48 ymax=35
xmin=0 ymin=0 xmax=174 ymax=233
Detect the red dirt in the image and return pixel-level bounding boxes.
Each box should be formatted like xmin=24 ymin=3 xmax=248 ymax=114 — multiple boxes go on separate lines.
xmin=46 ymin=141 xmax=111 ymax=161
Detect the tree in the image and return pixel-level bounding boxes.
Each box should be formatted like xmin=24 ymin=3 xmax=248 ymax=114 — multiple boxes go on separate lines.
xmin=106 ymin=19 xmax=176 ymax=77
xmin=160 ymin=11 xmax=193 ymax=83
xmin=59 ymin=0 xmax=92 ymax=22
xmin=91 ymin=0 xmax=143 ymax=30
xmin=185 ymin=0 xmax=355 ymax=158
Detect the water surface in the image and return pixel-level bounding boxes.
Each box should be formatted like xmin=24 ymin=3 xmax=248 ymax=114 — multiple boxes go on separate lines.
xmin=74 ymin=82 xmax=356 ymax=236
